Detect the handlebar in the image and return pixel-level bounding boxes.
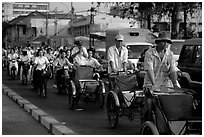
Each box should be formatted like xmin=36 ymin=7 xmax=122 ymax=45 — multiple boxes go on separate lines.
xmin=109 ymin=70 xmax=133 ymax=76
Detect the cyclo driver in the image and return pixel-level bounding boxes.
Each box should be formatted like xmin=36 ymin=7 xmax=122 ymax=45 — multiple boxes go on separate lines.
xmin=107 ymin=34 xmax=128 ymax=107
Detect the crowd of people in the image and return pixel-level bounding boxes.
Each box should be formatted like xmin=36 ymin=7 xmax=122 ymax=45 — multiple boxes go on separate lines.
xmin=2 ymin=32 xmax=180 ymax=99
xmin=2 ymin=39 xmax=105 ymax=97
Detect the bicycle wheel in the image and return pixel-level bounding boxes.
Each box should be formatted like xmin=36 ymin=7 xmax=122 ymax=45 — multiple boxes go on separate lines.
xmin=141 ymin=121 xmax=159 ymax=135
xmin=106 ymin=93 xmax=119 ymax=129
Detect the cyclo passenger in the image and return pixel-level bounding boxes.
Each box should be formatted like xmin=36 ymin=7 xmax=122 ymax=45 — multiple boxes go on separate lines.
xmin=107 ymin=34 xmax=128 ymax=107
xmin=7 ymin=48 xmax=19 ymax=77
xmin=19 ymin=49 xmax=31 ymax=83
xmin=142 ymin=32 xmax=180 ymax=123
xmin=53 ymin=50 xmax=73 ymax=92
xmin=33 ymin=49 xmax=50 ymax=96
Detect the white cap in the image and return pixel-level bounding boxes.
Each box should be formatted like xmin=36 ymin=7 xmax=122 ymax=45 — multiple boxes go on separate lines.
xmin=115 ymin=34 xmax=124 ymax=41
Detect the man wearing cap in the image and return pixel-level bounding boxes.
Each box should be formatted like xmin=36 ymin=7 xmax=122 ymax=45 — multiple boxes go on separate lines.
xmin=143 ymin=32 xmax=180 ymax=122
xmin=107 ymin=34 xmax=128 ymax=73
xmin=143 ymin=31 xmax=179 ymax=91
xmin=107 ymin=34 xmax=129 ymax=109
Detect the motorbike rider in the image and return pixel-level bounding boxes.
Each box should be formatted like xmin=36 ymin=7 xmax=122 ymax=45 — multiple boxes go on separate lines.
xmin=45 ymin=48 xmax=55 ymax=78
xmin=53 ymin=50 xmax=73 ymax=91
xmin=19 ymin=48 xmax=31 ymax=82
xmin=8 ymin=48 xmax=19 ymax=77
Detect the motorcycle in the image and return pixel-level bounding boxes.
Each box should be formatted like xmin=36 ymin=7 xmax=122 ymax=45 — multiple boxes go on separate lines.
xmin=21 ymin=61 xmax=30 ymax=85
xmin=49 ymin=58 xmax=54 ymax=79
xmin=56 ymin=65 xmax=71 ymax=94
xmin=10 ymin=59 xmax=17 ymax=80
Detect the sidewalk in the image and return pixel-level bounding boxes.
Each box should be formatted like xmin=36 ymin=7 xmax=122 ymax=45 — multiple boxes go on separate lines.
xmin=2 ymin=93 xmax=51 ymax=135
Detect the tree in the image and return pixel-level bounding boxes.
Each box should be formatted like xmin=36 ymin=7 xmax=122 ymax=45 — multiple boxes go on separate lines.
xmin=96 ymin=2 xmax=201 ymax=38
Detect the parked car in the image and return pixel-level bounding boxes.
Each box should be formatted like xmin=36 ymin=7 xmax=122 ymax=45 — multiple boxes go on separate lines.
xmin=177 ymin=38 xmax=202 ymax=93
xmin=169 ymin=39 xmax=185 ymax=65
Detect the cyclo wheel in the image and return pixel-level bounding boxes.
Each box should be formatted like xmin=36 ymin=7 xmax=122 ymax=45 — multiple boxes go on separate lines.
xmin=106 ymin=92 xmax=119 ymax=129
xmin=95 ymin=82 xmax=105 ymax=108
xmin=68 ymin=80 xmax=76 ymax=109
xmin=96 ymin=92 xmax=105 ymax=108
xmin=140 ymin=121 xmax=159 ymax=135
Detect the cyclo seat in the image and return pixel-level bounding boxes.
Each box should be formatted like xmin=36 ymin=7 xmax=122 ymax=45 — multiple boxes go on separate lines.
xmin=155 ymin=88 xmax=195 ymax=121
xmin=108 ymin=73 xmax=138 ymax=91
xmin=74 ymin=65 xmax=99 ymax=93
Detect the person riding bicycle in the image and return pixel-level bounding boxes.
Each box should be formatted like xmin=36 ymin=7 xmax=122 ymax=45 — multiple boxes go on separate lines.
xmin=143 ymin=32 xmax=180 ymax=122
xmin=107 ymin=34 xmax=128 ymax=74
xmin=107 ymin=34 xmax=128 ymax=108
xmin=8 ymin=48 xmax=19 ymax=77
xmin=53 ymin=50 xmax=73 ymax=91
xmin=33 ymin=48 xmax=50 ymax=95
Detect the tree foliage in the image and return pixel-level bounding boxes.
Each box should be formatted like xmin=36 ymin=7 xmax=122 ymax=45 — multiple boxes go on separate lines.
xmin=96 ymin=2 xmax=201 ymax=38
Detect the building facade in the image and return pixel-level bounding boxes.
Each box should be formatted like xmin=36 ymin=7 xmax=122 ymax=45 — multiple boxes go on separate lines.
xmin=2 ymin=2 xmax=49 ymax=21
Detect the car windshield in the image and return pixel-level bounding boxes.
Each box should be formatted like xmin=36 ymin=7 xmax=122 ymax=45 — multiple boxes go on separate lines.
xmin=127 ymin=45 xmax=150 ymax=59
xmin=170 ymin=42 xmax=184 ymax=55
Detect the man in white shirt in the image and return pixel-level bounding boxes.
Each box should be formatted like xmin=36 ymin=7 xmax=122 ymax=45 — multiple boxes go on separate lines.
xmin=86 ymin=48 xmax=103 ymax=70
xmin=107 ymin=34 xmax=129 ymax=109
xmin=71 ymin=40 xmax=88 ymax=65
xmin=107 ymin=34 xmax=128 ymax=73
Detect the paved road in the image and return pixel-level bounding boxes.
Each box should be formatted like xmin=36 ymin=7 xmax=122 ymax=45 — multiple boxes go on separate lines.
xmin=2 ymin=69 xmax=142 ymax=135
xmin=2 ymin=93 xmax=51 ymax=135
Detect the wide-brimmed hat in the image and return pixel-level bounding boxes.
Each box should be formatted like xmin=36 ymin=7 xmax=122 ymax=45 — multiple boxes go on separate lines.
xmin=155 ymin=32 xmax=172 ymax=44
xmin=115 ymin=34 xmax=124 ymax=41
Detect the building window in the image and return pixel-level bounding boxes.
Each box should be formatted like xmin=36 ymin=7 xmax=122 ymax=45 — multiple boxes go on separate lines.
xmin=23 ymin=26 xmax=26 ymax=35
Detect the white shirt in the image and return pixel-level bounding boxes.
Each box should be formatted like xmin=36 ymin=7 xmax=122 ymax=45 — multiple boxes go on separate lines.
xmin=86 ymin=57 xmax=101 ymax=68
xmin=20 ymin=55 xmax=30 ymax=62
xmin=34 ymin=56 xmax=49 ymax=70
xmin=8 ymin=53 xmax=18 ymax=60
xmin=107 ymin=45 xmax=128 ymax=73
xmin=71 ymin=46 xmax=88 ymax=65
xmin=143 ymin=47 xmax=177 ymax=90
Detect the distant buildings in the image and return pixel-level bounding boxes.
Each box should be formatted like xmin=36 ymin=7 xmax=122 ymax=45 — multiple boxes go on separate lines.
xmin=2 ymin=2 xmax=49 ymax=21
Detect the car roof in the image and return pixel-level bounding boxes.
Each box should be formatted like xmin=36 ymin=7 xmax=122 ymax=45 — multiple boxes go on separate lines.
xmin=184 ymin=38 xmax=202 ymax=45
xmin=123 ymin=42 xmax=153 ymax=46
xmin=171 ymin=39 xmax=185 ymax=42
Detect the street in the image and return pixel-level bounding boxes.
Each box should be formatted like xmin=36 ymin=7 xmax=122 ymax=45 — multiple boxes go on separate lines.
xmin=2 ymin=93 xmax=51 ymax=135
xmin=2 ymin=68 xmax=142 ymax=135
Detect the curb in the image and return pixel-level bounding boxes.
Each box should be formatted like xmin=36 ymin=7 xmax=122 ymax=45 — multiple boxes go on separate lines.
xmin=2 ymin=84 xmax=76 ymax=135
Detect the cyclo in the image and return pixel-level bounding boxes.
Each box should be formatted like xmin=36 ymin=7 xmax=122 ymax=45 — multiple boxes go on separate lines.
xmin=68 ymin=65 xmax=105 ymax=109
xmin=140 ymin=87 xmax=202 ymax=135
xmin=106 ymin=71 xmax=144 ymax=129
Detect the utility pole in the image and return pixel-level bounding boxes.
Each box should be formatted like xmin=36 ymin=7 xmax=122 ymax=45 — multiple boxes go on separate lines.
xmin=89 ymin=7 xmax=96 ymax=48
xmin=45 ymin=6 xmax=48 ymax=36
xmin=70 ymin=2 xmax=74 ymax=37
xmin=50 ymin=7 xmax=63 ymax=36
